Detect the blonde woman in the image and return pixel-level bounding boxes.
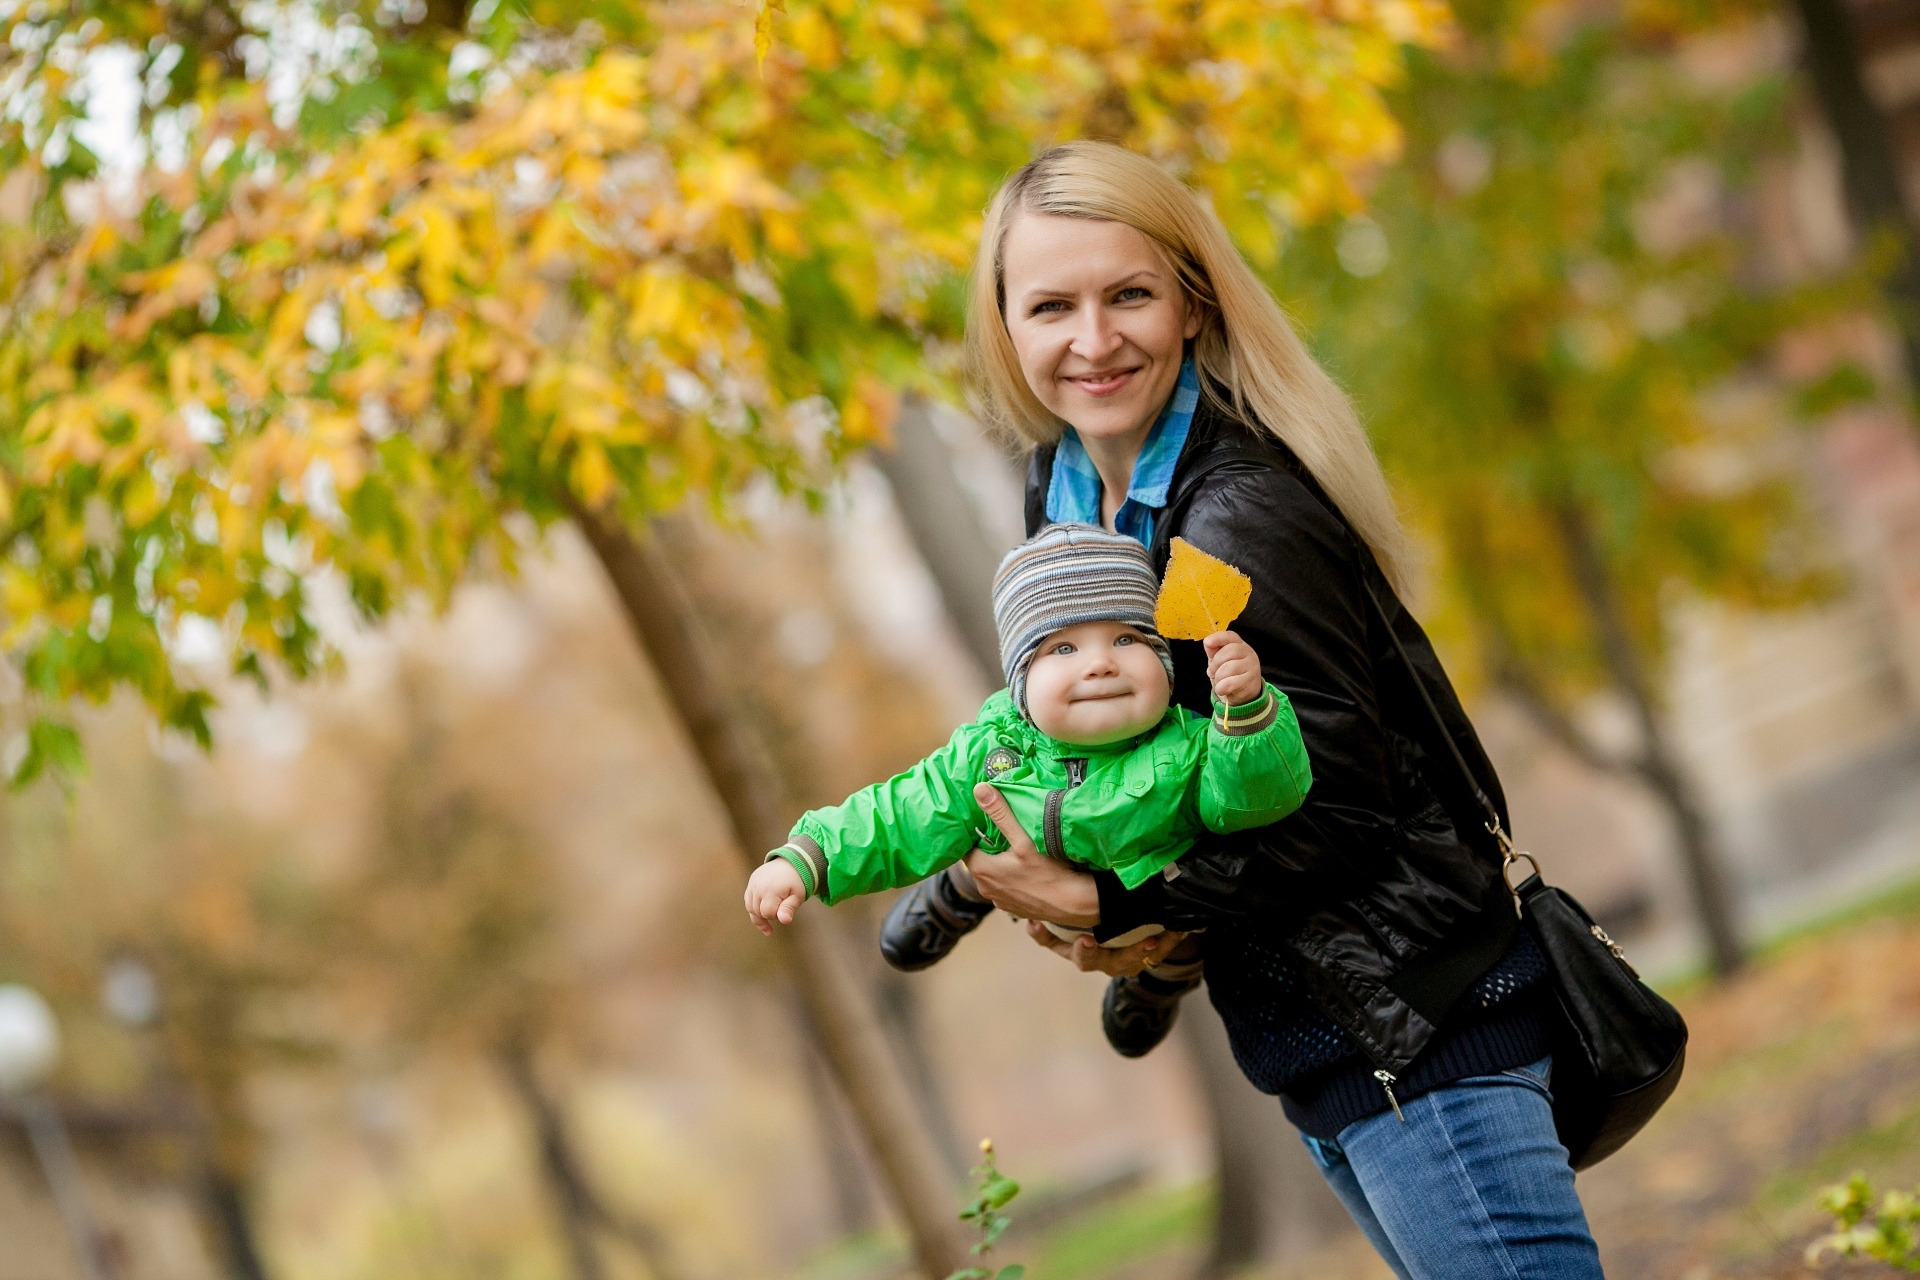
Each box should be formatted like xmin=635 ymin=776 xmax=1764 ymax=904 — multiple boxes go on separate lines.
xmin=908 ymin=142 xmax=1603 ymax=1279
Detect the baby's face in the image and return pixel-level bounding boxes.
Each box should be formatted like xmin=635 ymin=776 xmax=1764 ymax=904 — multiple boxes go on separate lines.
xmin=1024 ymin=620 xmax=1171 ymax=746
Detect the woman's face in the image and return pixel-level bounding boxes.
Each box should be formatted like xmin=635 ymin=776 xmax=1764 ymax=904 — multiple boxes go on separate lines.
xmin=1000 ymin=213 xmax=1201 ymax=448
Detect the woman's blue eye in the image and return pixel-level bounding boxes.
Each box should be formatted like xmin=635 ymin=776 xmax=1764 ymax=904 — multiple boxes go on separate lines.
xmin=1115 ymin=287 xmax=1151 ymax=302
xmin=1032 ymin=300 xmax=1068 ymax=315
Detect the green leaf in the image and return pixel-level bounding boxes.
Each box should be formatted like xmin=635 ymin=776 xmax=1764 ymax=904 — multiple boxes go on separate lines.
xmin=11 ymin=717 xmax=86 ymax=789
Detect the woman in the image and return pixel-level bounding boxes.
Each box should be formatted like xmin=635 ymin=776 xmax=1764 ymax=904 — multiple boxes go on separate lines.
xmin=952 ymin=142 xmax=1603 ymax=1279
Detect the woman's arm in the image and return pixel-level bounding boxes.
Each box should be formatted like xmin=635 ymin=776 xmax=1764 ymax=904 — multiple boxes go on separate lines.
xmin=962 ymin=784 xmax=1184 ymax=977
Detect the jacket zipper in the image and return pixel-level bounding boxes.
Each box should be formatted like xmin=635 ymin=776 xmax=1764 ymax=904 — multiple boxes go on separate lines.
xmin=1374 ymin=1070 xmax=1406 ymax=1123
xmin=1042 ymin=758 xmax=1088 ymax=862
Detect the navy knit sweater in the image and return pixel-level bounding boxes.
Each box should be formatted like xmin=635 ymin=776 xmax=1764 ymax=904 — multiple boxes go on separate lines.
xmin=1206 ymin=926 xmax=1552 ymax=1138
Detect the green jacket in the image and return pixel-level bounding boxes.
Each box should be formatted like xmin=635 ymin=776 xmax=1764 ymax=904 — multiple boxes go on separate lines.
xmin=770 ymin=684 xmax=1310 ymax=905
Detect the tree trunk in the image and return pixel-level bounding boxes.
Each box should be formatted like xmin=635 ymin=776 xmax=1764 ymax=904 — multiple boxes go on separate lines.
xmin=1178 ymin=1002 xmax=1352 ymax=1277
xmin=869 ymin=394 xmax=1015 ymax=684
xmin=499 ymin=1040 xmax=687 ymax=1280
xmin=202 ymin=1171 xmax=271 ymax=1280
xmin=1790 ymin=0 xmax=1920 ymax=392
xmin=872 ymin=967 xmax=970 ymax=1179
xmin=567 ymin=501 xmax=969 ymax=1279
xmin=801 ymin=1031 xmax=883 ymax=1235
xmin=1550 ymin=503 xmax=1745 ymax=975
xmin=499 ymin=1043 xmax=610 ymax=1280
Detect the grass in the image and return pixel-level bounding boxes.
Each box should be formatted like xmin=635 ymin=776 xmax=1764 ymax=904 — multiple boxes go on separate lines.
xmin=790 ymin=871 xmax=1920 ymax=1280
xmin=1726 ymin=1097 xmax=1920 ymax=1264
xmin=787 ymin=1179 xmax=1210 ymax=1280
xmin=1022 ymin=1182 xmax=1210 ymax=1280
xmin=1652 ymin=872 xmax=1920 ymax=1000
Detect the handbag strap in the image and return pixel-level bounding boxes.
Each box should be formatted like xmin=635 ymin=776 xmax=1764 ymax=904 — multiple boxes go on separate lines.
xmin=1159 ymin=436 xmax=1536 ymax=907
xmin=1355 ymin=576 xmax=1538 ymax=910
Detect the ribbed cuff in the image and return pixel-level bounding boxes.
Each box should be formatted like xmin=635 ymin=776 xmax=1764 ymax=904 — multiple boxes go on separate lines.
xmin=769 ymin=833 xmax=827 ymax=900
xmin=1212 ymin=685 xmax=1279 ymax=736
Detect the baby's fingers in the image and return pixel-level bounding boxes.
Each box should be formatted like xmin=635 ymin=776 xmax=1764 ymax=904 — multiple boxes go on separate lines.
xmin=1201 ymin=630 xmax=1243 ymax=655
xmin=777 ymin=894 xmax=799 ymax=925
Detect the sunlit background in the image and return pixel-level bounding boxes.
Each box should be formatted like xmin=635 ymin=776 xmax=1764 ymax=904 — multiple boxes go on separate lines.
xmin=3 ymin=0 xmax=1920 ymax=1276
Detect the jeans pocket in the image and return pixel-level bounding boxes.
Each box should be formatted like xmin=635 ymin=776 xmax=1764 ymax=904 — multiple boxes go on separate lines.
xmin=1497 ymin=1055 xmax=1554 ymax=1100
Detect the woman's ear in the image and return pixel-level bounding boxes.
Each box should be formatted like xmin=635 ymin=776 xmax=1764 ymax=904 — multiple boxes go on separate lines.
xmin=1182 ymin=297 xmax=1206 ymax=341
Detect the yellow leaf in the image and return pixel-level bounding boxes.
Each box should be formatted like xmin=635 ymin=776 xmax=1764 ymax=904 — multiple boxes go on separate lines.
xmin=571 ymin=439 xmax=616 ymax=507
xmin=842 ymin=374 xmax=898 ymax=447
xmin=755 ymin=0 xmax=786 ymax=70
xmin=1154 ymin=537 xmax=1252 ymax=640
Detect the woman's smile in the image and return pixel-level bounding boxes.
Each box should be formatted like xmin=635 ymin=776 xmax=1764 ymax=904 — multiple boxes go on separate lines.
xmin=1065 ymin=367 xmax=1140 ymax=397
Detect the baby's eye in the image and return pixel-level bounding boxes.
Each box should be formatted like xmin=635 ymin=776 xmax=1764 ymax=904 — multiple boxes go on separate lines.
xmin=1114 ymin=634 xmax=1136 ymax=646
xmin=1049 ymin=641 xmax=1076 ymax=656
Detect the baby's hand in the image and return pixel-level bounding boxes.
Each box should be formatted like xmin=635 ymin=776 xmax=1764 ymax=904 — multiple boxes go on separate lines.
xmin=1204 ymin=630 xmax=1263 ymax=707
xmin=745 ymin=859 xmax=807 ymax=936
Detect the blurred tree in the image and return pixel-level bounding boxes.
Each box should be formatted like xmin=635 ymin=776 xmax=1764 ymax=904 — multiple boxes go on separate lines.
xmin=1785 ymin=0 xmax=1920 ymax=394
xmin=0 ymin=723 xmax=323 ymax=1278
xmin=1277 ymin=0 xmax=1872 ymax=976
xmin=0 ymin=0 xmax=1446 ymax=1267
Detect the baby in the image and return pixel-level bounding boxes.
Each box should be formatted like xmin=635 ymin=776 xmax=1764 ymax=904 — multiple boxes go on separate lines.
xmin=744 ymin=523 xmax=1311 ymax=1044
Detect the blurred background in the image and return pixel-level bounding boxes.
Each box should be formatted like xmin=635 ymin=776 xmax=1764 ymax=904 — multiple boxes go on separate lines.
xmin=3 ymin=0 xmax=1920 ymax=1276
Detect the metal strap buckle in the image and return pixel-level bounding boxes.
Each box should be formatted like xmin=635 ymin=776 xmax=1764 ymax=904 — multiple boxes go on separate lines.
xmin=1491 ymin=820 xmax=1539 ymax=917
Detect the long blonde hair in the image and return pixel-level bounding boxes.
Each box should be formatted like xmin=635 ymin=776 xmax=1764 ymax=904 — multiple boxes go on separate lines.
xmin=965 ymin=141 xmax=1413 ymax=593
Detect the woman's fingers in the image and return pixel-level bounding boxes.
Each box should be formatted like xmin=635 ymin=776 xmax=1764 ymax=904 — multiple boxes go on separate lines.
xmin=1024 ymin=918 xmax=1078 ymax=960
xmin=973 ymin=782 xmax=1039 ymax=854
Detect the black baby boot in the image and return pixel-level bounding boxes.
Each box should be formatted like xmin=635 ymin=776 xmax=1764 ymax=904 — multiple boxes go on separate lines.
xmin=879 ymin=866 xmax=995 ymax=972
xmin=1102 ymin=937 xmax=1206 ymax=1058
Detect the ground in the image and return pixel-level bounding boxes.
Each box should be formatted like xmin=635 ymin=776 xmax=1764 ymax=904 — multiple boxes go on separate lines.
xmin=1004 ymin=880 xmax=1920 ymax=1280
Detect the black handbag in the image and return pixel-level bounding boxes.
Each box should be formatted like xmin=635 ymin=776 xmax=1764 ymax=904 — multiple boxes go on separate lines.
xmin=1363 ymin=579 xmax=1690 ymax=1170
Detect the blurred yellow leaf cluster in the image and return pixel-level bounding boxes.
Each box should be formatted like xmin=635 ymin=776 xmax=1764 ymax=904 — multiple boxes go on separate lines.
xmin=0 ymin=0 xmax=1440 ymax=763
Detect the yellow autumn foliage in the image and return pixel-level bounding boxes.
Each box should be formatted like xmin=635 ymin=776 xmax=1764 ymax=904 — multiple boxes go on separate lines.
xmin=0 ymin=0 xmax=1442 ymax=765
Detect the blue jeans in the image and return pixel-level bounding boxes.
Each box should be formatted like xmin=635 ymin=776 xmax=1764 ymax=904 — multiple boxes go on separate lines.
xmin=1301 ymin=1057 xmax=1604 ymax=1280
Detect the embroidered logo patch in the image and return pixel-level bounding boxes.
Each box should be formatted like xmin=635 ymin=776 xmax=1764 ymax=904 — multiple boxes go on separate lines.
xmin=983 ymin=747 xmax=1020 ymax=779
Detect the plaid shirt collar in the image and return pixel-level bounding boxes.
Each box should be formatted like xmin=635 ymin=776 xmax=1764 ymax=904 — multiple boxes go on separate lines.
xmin=1045 ymin=359 xmax=1201 ymax=548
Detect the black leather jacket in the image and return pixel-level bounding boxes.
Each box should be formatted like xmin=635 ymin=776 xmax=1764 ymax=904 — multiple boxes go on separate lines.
xmin=1026 ymin=398 xmax=1517 ymax=1075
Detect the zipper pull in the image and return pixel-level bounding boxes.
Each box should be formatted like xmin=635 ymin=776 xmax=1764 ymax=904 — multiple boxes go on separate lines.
xmin=1067 ymin=758 xmax=1087 ymax=786
xmin=1374 ymin=1070 xmax=1406 ymax=1123
xmin=1589 ymin=924 xmax=1639 ymax=978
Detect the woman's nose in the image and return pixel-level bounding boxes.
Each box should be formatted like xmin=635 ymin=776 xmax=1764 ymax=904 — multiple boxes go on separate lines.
xmin=1068 ymin=306 xmax=1123 ymax=362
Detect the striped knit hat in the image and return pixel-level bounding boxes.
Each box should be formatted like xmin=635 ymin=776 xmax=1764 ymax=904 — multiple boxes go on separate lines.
xmin=993 ymin=523 xmax=1177 ymax=717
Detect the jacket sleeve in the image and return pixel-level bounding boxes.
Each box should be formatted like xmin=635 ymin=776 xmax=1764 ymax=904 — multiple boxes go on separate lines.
xmin=778 ymin=723 xmax=992 ymax=906
xmin=1196 ymin=683 xmax=1312 ymax=833
xmin=1092 ymin=467 xmax=1401 ymax=936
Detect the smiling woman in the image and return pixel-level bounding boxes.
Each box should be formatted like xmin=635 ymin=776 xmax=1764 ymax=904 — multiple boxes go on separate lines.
xmin=941 ymin=142 xmax=1610 ymax=1280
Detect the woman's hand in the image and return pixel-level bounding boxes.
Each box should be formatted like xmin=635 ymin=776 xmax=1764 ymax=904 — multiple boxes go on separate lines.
xmin=963 ymin=782 xmax=1101 ymax=927
xmin=1024 ymin=920 xmax=1186 ymax=976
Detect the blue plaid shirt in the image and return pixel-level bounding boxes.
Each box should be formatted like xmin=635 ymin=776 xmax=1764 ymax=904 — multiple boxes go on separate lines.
xmin=1045 ymin=360 xmax=1201 ymax=549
